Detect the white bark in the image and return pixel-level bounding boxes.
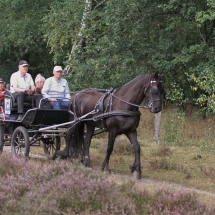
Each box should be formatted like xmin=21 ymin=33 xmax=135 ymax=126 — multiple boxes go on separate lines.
xmin=69 ymin=0 xmax=92 ymax=60
xmin=66 ymin=0 xmax=108 ymax=74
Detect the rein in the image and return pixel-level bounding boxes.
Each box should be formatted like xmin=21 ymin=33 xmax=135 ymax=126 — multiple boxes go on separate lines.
xmin=111 ymin=94 xmax=149 ymax=110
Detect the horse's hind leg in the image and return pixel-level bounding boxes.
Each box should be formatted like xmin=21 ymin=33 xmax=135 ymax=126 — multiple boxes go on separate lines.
xmin=126 ymin=131 xmax=141 ymax=180
xmin=57 ymin=125 xmax=77 ymax=159
xmin=101 ymin=131 xmax=117 ymax=173
xmin=83 ymin=124 xmax=95 ymax=167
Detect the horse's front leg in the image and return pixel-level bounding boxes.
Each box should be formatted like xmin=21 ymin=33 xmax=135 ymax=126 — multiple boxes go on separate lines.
xmin=102 ymin=131 xmax=117 ymax=173
xmin=126 ymin=131 xmax=141 ymax=180
xmin=83 ymin=125 xmax=95 ymax=167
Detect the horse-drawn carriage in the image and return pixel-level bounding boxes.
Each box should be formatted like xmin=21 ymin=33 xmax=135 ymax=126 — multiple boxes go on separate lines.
xmin=0 ymin=72 xmax=164 ymax=179
xmin=0 ymin=91 xmax=71 ymax=159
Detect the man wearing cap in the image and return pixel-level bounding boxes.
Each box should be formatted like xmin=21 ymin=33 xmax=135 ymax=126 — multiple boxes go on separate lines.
xmin=41 ymin=66 xmax=71 ymax=109
xmin=10 ymin=60 xmax=41 ymax=121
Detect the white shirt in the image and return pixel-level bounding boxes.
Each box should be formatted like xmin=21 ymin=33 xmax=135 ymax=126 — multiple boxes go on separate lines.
xmin=41 ymin=77 xmax=71 ymax=99
xmin=10 ymin=71 xmax=34 ymax=93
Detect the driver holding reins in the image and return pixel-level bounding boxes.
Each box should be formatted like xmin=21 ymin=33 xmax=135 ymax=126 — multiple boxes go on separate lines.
xmin=41 ymin=66 xmax=71 ymax=109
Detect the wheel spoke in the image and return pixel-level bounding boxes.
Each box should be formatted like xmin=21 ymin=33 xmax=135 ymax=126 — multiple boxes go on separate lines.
xmin=43 ymin=136 xmax=60 ymax=159
xmin=11 ymin=126 xmax=30 ymax=158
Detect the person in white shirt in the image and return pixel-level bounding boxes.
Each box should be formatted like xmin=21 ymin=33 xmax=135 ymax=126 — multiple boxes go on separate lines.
xmin=10 ymin=60 xmax=42 ymax=121
xmin=41 ymin=66 xmax=71 ymax=109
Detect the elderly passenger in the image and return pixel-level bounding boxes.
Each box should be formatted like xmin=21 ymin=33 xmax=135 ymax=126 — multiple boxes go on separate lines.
xmin=41 ymin=66 xmax=71 ymax=109
xmin=10 ymin=60 xmax=37 ymax=121
xmin=35 ymin=74 xmax=45 ymax=93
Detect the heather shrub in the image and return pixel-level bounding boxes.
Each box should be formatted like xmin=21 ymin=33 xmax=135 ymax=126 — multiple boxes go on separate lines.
xmin=0 ymin=154 xmax=28 ymax=176
xmin=0 ymin=154 xmax=214 ymax=214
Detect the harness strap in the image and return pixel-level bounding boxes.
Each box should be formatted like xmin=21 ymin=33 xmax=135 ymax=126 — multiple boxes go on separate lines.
xmin=94 ymin=88 xmax=113 ymax=113
xmin=92 ymin=110 xmax=141 ymax=121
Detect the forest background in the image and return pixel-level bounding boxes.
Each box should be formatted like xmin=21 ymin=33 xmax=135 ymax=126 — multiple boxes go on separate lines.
xmin=1 ymin=0 xmax=215 ymax=115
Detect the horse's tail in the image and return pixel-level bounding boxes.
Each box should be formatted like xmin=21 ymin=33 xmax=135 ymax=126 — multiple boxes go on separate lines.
xmin=70 ymin=122 xmax=85 ymax=161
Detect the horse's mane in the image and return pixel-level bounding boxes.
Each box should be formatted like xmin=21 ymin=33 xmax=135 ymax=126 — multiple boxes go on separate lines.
xmin=114 ymin=73 xmax=151 ymax=94
xmin=74 ymin=73 xmax=152 ymax=95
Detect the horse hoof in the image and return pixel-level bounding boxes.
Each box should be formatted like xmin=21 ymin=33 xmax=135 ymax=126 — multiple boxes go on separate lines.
xmin=84 ymin=162 xmax=91 ymax=168
xmin=56 ymin=150 xmax=70 ymax=159
xmin=133 ymin=171 xmax=141 ymax=180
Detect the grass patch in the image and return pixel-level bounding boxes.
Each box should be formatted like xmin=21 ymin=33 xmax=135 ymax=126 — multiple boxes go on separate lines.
xmin=90 ymin=138 xmax=215 ymax=193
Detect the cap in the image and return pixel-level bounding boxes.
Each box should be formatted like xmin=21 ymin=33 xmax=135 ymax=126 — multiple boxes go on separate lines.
xmin=53 ymin=66 xmax=63 ymax=72
xmin=0 ymin=78 xmax=4 ymax=83
xmin=19 ymin=60 xmax=30 ymax=67
xmin=35 ymin=74 xmax=45 ymax=83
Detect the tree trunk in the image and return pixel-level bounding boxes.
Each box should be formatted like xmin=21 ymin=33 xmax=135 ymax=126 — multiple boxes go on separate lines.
xmin=69 ymin=0 xmax=92 ymax=59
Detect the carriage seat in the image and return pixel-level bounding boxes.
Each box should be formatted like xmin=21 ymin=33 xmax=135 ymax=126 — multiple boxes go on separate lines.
xmin=39 ymin=98 xmax=69 ymax=110
xmin=4 ymin=84 xmax=34 ymax=111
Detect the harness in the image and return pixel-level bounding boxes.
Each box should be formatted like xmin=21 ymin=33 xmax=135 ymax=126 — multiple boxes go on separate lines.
xmin=70 ymin=79 xmax=161 ymax=130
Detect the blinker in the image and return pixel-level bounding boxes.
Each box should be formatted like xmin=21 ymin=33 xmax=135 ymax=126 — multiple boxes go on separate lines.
xmin=151 ymin=86 xmax=158 ymax=94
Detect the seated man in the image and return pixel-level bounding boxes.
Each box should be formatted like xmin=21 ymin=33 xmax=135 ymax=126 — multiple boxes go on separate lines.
xmin=10 ymin=60 xmax=42 ymax=121
xmin=41 ymin=66 xmax=71 ymax=109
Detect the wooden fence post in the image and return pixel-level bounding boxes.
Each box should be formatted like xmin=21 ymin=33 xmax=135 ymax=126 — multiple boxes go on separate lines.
xmin=154 ymin=111 xmax=161 ymax=144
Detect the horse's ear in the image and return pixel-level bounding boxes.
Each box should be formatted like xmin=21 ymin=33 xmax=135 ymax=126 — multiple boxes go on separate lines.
xmin=153 ymin=71 xmax=159 ymax=79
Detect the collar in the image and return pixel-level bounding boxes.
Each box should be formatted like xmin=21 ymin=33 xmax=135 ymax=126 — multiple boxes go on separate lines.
xmin=18 ymin=71 xmax=27 ymax=77
xmin=53 ymin=76 xmax=61 ymax=82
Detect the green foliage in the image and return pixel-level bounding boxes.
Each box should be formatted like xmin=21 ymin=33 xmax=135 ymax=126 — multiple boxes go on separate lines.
xmin=187 ymin=64 xmax=215 ymax=114
xmin=1 ymin=0 xmax=215 ymax=113
xmin=0 ymin=0 xmax=55 ymax=81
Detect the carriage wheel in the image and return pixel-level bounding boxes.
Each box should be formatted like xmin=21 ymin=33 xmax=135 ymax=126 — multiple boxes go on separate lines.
xmin=42 ymin=136 xmax=60 ymax=160
xmin=0 ymin=125 xmax=4 ymax=154
xmin=11 ymin=126 xmax=30 ymax=158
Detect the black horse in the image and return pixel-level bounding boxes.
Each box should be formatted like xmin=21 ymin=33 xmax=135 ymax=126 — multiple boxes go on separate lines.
xmin=61 ymin=72 xmax=164 ymax=179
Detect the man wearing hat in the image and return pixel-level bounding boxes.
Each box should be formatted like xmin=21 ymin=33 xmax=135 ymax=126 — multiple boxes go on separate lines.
xmin=10 ymin=60 xmax=41 ymax=121
xmin=42 ymin=65 xmax=71 ymax=109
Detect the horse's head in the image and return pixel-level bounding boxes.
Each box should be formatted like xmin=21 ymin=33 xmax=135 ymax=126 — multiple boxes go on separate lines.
xmin=145 ymin=71 xmax=164 ymax=113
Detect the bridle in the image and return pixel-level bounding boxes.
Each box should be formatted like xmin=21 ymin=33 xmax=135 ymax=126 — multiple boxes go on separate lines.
xmin=147 ymin=80 xmax=162 ymax=109
xmin=112 ymin=80 xmax=162 ymax=110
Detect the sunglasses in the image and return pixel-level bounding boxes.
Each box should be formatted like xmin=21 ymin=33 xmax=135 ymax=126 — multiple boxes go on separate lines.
xmin=56 ymin=71 xmax=63 ymax=73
